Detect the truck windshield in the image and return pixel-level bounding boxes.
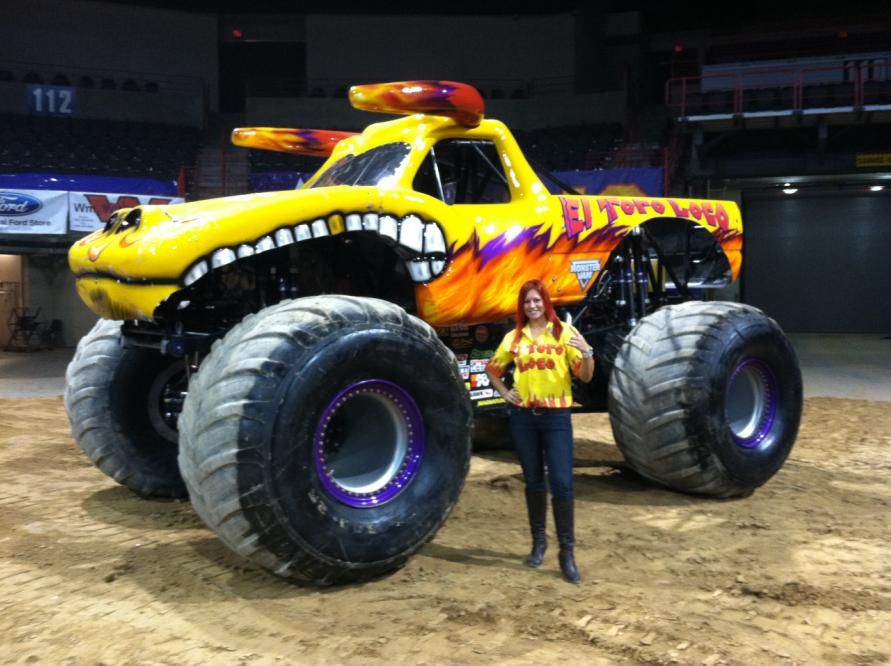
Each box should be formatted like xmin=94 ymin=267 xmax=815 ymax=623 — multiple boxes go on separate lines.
xmin=311 ymin=142 xmax=411 ymax=188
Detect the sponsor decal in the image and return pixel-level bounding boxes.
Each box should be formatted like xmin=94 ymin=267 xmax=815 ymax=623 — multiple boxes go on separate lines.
xmin=856 ymin=153 xmax=891 ymax=167
xmin=476 ymin=397 xmax=505 ymax=407
xmin=570 ymin=259 xmax=601 ymax=290
xmin=470 ymin=373 xmax=490 ymax=388
xmin=0 ymin=192 xmax=42 ymax=216
xmin=460 ymin=368 xmax=470 ymax=380
xmin=469 ymin=360 xmax=488 ymax=374
xmin=470 ymin=388 xmax=494 ymax=400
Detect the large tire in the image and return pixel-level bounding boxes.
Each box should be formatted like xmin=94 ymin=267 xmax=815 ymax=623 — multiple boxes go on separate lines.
xmin=64 ymin=320 xmax=188 ymax=498
xmin=608 ymin=301 xmax=802 ymax=498
xmin=177 ymin=296 xmax=472 ymax=585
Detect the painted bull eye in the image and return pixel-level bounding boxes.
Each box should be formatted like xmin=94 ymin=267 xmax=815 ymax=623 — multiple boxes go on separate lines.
xmin=313 ymin=379 xmax=425 ymax=508
xmin=118 ymin=209 xmax=142 ymax=233
xmin=102 ymin=214 xmax=121 ymax=234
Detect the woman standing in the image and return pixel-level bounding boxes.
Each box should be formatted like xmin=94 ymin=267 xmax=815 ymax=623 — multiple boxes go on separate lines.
xmin=485 ymin=279 xmax=594 ymax=584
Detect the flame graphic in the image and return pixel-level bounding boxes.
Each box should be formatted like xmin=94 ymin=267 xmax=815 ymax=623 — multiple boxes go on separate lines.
xmin=417 ymin=223 xmax=628 ymax=326
xmin=88 ymin=242 xmax=110 ymax=262
xmin=350 ymin=80 xmax=485 ymax=127
xmin=231 ymin=128 xmax=357 ymax=157
xmin=715 ymin=229 xmax=743 ymax=279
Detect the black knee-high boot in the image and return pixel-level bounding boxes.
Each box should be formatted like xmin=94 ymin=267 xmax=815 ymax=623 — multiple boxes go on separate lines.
xmin=552 ymin=499 xmax=581 ymax=584
xmin=524 ymin=489 xmax=548 ymax=567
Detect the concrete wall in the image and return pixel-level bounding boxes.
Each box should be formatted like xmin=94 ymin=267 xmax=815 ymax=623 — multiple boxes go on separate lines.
xmin=0 ymin=255 xmax=22 ymax=286
xmin=1 ymin=0 xmax=217 ymax=112
xmin=0 ymin=255 xmax=23 ymax=347
xmin=23 ymin=255 xmax=96 ymax=348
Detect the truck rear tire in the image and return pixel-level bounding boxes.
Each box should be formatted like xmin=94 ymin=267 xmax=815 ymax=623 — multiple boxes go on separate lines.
xmin=177 ymin=296 xmax=472 ymax=585
xmin=608 ymin=301 xmax=802 ymax=498
xmin=64 ymin=320 xmax=188 ymax=498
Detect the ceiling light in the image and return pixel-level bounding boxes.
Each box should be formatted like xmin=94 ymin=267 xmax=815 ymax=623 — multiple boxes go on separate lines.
xmin=870 ymin=185 xmax=884 ymax=192
xmin=782 ymin=188 xmax=798 ymax=194
xmin=783 ymin=182 xmax=791 ymax=187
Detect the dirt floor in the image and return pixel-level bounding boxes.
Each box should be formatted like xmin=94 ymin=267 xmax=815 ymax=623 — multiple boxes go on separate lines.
xmin=0 ymin=397 xmax=889 ymax=666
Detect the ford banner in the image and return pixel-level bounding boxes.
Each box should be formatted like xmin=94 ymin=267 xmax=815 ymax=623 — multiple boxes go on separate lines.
xmin=69 ymin=192 xmax=185 ymax=233
xmin=0 ymin=189 xmax=68 ymax=234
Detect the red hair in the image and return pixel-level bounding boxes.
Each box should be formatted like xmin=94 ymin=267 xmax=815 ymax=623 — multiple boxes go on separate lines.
xmin=513 ymin=279 xmax=563 ymax=344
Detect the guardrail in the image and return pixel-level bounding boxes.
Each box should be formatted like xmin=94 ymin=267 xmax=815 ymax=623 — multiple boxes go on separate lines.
xmin=666 ymin=62 xmax=891 ymax=118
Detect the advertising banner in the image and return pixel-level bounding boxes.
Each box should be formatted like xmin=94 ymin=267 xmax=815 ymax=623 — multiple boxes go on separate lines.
xmin=69 ymin=192 xmax=185 ymax=233
xmin=0 ymin=189 xmax=68 ymax=235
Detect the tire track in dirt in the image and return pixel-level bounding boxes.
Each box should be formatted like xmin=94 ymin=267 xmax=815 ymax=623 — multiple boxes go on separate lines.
xmin=0 ymin=396 xmax=889 ymax=665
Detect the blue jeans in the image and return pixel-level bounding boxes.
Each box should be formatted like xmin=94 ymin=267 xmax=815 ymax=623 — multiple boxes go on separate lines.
xmin=508 ymin=407 xmax=574 ymax=501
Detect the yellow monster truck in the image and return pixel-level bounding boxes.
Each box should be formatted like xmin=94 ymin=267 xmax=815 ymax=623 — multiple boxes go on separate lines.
xmin=65 ymin=81 xmax=802 ymax=585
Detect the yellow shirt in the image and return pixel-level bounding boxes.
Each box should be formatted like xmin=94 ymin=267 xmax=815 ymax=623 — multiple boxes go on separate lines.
xmin=486 ymin=321 xmax=584 ymax=408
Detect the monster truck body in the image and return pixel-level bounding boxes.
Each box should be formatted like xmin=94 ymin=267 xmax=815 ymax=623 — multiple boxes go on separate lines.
xmin=65 ymin=81 xmax=801 ymax=585
xmin=69 ymin=113 xmax=740 ymax=336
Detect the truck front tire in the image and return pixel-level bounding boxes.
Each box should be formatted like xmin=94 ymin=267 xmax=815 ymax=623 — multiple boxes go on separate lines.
xmin=64 ymin=320 xmax=187 ymax=498
xmin=608 ymin=301 xmax=802 ymax=498
xmin=177 ymin=296 xmax=472 ymax=585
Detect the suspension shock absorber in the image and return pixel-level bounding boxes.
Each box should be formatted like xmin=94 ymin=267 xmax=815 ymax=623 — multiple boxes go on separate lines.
xmin=615 ymin=247 xmax=635 ymax=327
xmin=631 ymin=227 xmax=650 ymax=320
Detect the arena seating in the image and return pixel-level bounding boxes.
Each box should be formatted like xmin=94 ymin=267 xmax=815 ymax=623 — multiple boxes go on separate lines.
xmin=0 ymin=114 xmax=199 ymax=180
xmin=0 ymin=68 xmax=161 ymax=94
xmin=513 ymin=123 xmax=625 ymax=170
xmin=247 ymin=146 xmax=328 ymax=175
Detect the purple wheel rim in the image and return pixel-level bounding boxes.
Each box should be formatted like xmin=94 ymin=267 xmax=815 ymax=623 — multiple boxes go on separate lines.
xmin=725 ymin=358 xmax=778 ymax=449
xmin=313 ymin=379 xmax=424 ymax=508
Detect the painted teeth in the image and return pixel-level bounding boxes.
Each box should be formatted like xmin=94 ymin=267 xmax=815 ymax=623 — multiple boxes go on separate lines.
xmin=274 ymin=228 xmax=295 ymax=246
xmin=345 ymin=214 xmax=362 ymax=231
xmin=295 ymin=224 xmax=312 ymax=241
xmin=362 ymin=213 xmax=379 ymax=232
xmin=183 ymin=260 xmax=208 ymax=286
xmin=211 ymin=248 xmax=236 ymax=269
xmin=379 ymin=215 xmax=398 ymax=242
xmin=255 ymin=235 xmax=275 ymax=253
xmin=399 ymin=215 xmax=424 ymax=252
xmin=311 ymin=219 xmax=329 ymax=238
xmin=423 ymin=223 xmax=446 ymax=255
xmin=191 ymin=213 xmax=449 ymax=286
xmin=406 ymin=259 xmax=431 ymax=283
